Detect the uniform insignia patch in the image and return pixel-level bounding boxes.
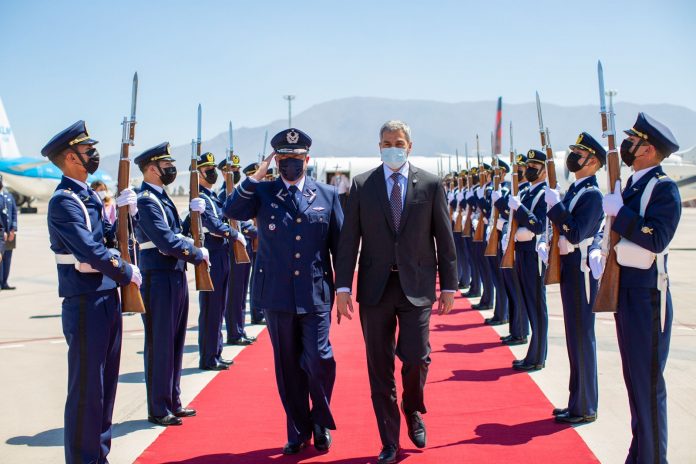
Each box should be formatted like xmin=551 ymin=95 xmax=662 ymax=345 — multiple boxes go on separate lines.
xmin=562 ymin=224 xmax=570 ymax=232
xmin=110 ymin=256 xmax=119 ymax=267
xmin=286 ymin=130 xmax=299 ymax=144
xmin=143 ymin=190 xmax=151 ymax=197
xmin=641 ymin=226 xmax=654 ymax=235
xmin=271 ymin=202 xmax=278 ymax=208
xmin=269 ymin=223 xmax=276 ymax=231
xmin=184 ymin=249 xmax=190 ymax=256
xmin=530 ymin=219 xmax=535 ymax=224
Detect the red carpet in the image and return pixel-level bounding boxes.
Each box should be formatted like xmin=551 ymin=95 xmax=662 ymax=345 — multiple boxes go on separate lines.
xmin=136 ymin=288 xmax=599 ymax=464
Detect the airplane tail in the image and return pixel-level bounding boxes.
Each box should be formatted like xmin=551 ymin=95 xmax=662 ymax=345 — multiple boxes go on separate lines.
xmin=0 ymin=97 xmax=22 ymax=159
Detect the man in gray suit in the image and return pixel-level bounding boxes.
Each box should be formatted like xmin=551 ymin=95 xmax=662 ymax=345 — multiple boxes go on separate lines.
xmin=335 ymin=120 xmax=457 ymax=464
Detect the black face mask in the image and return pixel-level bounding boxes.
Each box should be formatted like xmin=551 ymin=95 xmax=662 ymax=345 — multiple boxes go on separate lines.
xmin=566 ymin=151 xmax=591 ymax=173
xmin=620 ymin=139 xmax=644 ymax=167
xmin=74 ymin=147 xmax=100 ymax=175
xmin=156 ymin=164 xmax=177 ymax=186
xmin=517 ymin=169 xmax=525 ymax=181
xmin=202 ymin=169 xmax=218 ymax=185
xmin=525 ymin=166 xmax=541 ymax=182
xmin=278 ymin=158 xmax=305 ymax=182
xmin=233 ymin=171 xmax=241 ymax=184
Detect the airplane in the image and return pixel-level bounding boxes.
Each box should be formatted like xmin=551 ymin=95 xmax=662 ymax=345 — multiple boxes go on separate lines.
xmin=0 ymin=97 xmax=113 ymax=211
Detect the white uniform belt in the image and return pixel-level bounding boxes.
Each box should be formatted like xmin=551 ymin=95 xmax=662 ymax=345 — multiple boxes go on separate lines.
xmin=202 ymin=227 xmax=223 ymax=238
xmin=55 ymin=254 xmax=79 ymax=265
xmin=139 ymin=234 xmax=189 ymax=250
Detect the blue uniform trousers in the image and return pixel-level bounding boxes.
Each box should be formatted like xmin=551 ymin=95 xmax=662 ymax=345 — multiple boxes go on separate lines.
xmin=559 ymin=250 xmax=598 ymax=417
xmin=1 ymin=249 xmax=12 ymax=287
xmin=453 ymin=233 xmax=470 ymax=288
xmin=474 ymin=241 xmax=493 ymax=306
xmin=62 ymin=289 xmax=121 ymax=464
xmin=616 ymin=287 xmax=672 ymax=464
xmin=265 ymin=310 xmax=336 ymax=443
xmin=487 ymin=242 xmax=508 ymax=321
xmin=503 ymin=260 xmax=528 ymax=338
xmin=248 ymin=250 xmax=264 ymax=323
xmin=224 ymin=256 xmax=252 ymax=341
xmin=141 ymin=270 xmax=189 ymax=417
xmin=199 ymin=247 xmax=229 ymax=368
xmin=516 ymin=248 xmax=547 ymax=365
xmin=463 ymin=236 xmax=481 ymax=295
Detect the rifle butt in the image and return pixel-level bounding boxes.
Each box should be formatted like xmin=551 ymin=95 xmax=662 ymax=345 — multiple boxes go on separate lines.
xmin=453 ymin=211 xmax=463 ymax=233
xmin=544 ymin=225 xmax=561 ymax=285
xmin=484 ymin=221 xmax=500 ymax=256
xmin=121 ymin=283 xmax=146 ymax=313
xmin=472 ymin=218 xmax=485 ymax=242
xmin=593 ymin=234 xmax=621 ymax=313
xmin=500 ymin=220 xmax=518 ymax=269
xmin=233 ymin=241 xmax=251 ymax=264
xmin=195 ymin=263 xmax=215 ymax=291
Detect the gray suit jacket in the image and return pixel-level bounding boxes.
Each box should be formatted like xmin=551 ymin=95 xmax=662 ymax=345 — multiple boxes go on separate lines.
xmin=335 ymin=163 xmax=457 ymax=307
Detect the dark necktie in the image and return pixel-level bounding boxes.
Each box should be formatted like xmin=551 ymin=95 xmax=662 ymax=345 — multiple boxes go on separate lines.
xmin=288 ymin=185 xmax=300 ymax=210
xmin=390 ymin=172 xmax=402 ymax=229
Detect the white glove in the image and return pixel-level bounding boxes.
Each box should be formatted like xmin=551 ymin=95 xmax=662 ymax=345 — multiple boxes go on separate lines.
xmin=502 ymin=233 xmax=509 ymax=251
xmin=190 ymin=198 xmax=206 ymax=213
xmin=235 ymin=233 xmax=247 ymax=247
xmin=456 ymin=192 xmax=464 ymax=202
xmin=447 ymin=191 xmax=455 ymax=202
xmin=465 ymin=190 xmax=473 ymax=200
xmin=200 ymin=247 xmax=210 ymax=265
xmin=491 ymin=190 xmax=502 ymax=203
xmin=508 ymin=195 xmax=522 ymax=210
xmin=536 ymin=242 xmax=549 ymax=265
xmin=476 ymin=188 xmax=485 ymax=199
xmin=129 ymin=264 xmax=142 ymax=287
xmin=589 ymin=248 xmax=605 ymax=280
xmin=602 ymin=180 xmax=623 ymax=217
xmin=545 ymin=186 xmax=561 ymax=208
xmin=116 ymin=188 xmax=138 ymax=217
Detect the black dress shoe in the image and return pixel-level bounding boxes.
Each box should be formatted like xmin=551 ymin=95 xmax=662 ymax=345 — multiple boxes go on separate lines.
xmin=554 ymin=412 xmax=597 ymax=424
xmin=313 ymin=424 xmax=332 ymax=451
xmin=148 ymin=414 xmax=182 ymax=426
xmin=401 ymin=402 xmax=426 ymax=448
xmin=512 ymin=359 xmax=525 ymax=366
xmin=472 ymin=303 xmax=493 ymax=310
xmin=218 ymin=358 xmax=235 ymax=366
xmin=173 ymin=407 xmax=196 ymax=417
xmin=484 ymin=318 xmax=508 ymax=326
xmin=1 ymin=285 xmax=16 ymax=290
xmin=512 ymin=362 xmax=544 ymax=372
xmin=226 ymin=337 xmax=254 ymax=346
xmin=552 ymin=407 xmax=569 ymax=416
xmin=377 ymin=444 xmax=400 ymax=464
xmin=282 ymin=439 xmax=310 ymax=455
xmin=503 ymin=336 xmax=528 ymax=346
xmin=462 ymin=291 xmax=481 ymax=298
xmin=200 ymin=362 xmax=229 ymax=371
xmin=500 ymin=334 xmax=512 ymax=341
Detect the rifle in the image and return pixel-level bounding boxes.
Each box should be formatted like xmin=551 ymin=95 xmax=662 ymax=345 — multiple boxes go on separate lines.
xmin=225 ymin=121 xmax=251 ymax=264
xmin=453 ymin=173 xmax=464 ymax=233
xmin=473 ymin=135 xmax=487 ymax=242
xmin=501 ymin=121 xmax=518 ymax=269
xmin=593 ymin=61 xmax=620 ymax=313
xmin=485 ymin=129 xmax=502 ymax=256
xmin=462 ymin=143 xmax=473 ymax=237
xmin=536 ymin=92 xmax=561 ymax=285
xmin=190 ymin=104 xmax=214 ymax=291
xmin=116 ymin=72 xmax=145 ymax=313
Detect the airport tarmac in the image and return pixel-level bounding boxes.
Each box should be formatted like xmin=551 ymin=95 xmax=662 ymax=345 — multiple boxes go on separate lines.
xmin=0 ymin=200 xmax=694 ymax=463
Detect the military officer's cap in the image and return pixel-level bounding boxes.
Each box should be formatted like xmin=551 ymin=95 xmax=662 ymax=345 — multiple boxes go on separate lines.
xmin=217 ymin=154 xmax=241 ymax=170
xmin=480 ymin=163 xmax=492 ymax=171
xmin=271 ymin=128 xmax=312 ymax=155
xmin=41 ymin=120 xmax=98 ymax=158
xmin=569 ymin=132 xmax=607 ymax=166
xmin=470 ymin=166 xmax=479 ymax=175
xmin=134 ymin=142 xmax=175 ymax=168
xmin=459 ymin=169 xmax=468 ymax=176
xmin=624 ymin=112 xmax=679 ymax=156
xmin=243 ymin=162 xmax=259 ymax=176
xmin=515 ymin=153 xmax=527 ymax=165
xmin=266 ymin=168 xmax=275 ymax=176
xmin=497 ymin=159 xmax=510 ymax=173
xmin=526 ymin=149 xmax=546 ymax=163
xmin=197 ymin=152 xmax=216 ymax=168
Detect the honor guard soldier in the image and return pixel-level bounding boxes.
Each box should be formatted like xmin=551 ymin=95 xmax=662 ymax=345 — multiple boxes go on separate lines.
xmin=224 ymin=128 xmax=344 ymax=455
xmin=509 ymin=150 xmax=548 ymax=370
xmin=41 ymin=121 xmax=141 ymax=464
xmin=134 ymin=142 xmax=209 ymax=426
xmin=600 ymin=113 xmax=681 ymax=463
xmin=189 ymin=152 xmax=246 ymax=368
xmin=0 ymin=174 xmax=17 ymax=289
xmin=455 ymin=170 xmax=471 ymax=289
xmin=219 ymin=160 xmax=262 ymax=337
xmin=462 ymin=167 xmax=482 ymax=298
xmin=472 ymin=163 xmax=495 ymax=310
xmin=543 ymin=132 xmax=605 ymax=424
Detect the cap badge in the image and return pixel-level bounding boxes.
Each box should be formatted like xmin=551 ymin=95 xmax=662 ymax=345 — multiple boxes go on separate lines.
xmin=232 ymin=155 xmax=240 ymax=164
xmin=286 ymin=130 xmax=299 ymax=144
xmin=576 ymin=134 xmax=584 ymax=144
xmin=207 ymin=154 xmax=213 ymax=162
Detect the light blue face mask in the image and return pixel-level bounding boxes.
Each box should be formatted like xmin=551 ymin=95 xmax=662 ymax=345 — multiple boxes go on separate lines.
xmin=381 ymin=147 xmax=408 ymax=170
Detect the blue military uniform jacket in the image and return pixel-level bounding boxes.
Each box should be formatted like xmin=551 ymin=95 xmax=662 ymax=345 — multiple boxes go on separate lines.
xmin=48 ymin=176 xmax=133 ymax=297
xmin=0 ymin=188 xmax=17 ymax=233
xmin=612 ymin=166 xmax=681 ymax=288
xmin=135 ymin=182 xmax=205 ymax=272
xmin=189 ymin=185 xmax=238 ymax=251
xmin=224 ymin=175 xmax=343 ymax=314
xmin=511 ymin=182 xmax=546 ymax=250
xmin=547 ymin=175 xmax=603 ymax=246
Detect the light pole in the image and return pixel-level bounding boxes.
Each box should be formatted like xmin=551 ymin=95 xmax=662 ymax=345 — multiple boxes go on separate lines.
xmin=283 ymin=95 xmax=295 ymax=128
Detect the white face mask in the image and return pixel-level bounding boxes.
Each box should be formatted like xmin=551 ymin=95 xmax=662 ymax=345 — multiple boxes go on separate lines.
xmin=381 ymin=147 xmax=408 ymax=170
xmin=97 ymin=191 xmax=108 ymax=200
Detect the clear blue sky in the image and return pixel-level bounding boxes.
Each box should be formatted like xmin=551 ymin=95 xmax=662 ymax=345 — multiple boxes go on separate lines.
xmin=2 ymin=0 xmax=695 ymax=156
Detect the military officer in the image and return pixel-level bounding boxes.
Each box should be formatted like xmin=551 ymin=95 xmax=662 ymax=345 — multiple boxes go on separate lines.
xmin=41 ymin=121 xmax=142 ymax=464
xmin=224 ymin=128 xmax=343 ymax=454
xmin=509 ymin=150 xmax=548 ymax=370
xmin=471 ymin=163 xmax=494 ymax=310
xmin=543 ymin=132 xmax=605 ymax=424
xmin=600 ymin=113 xmax=681 ymax=463
xmin=461 ymin=167 xmax=481 ymax=298
xmin=449 ymin=172 xmax=470 ymax=289
xmin=134 ymin=142 xmax=209 ymax=426
xmin=0 ymin=174 xmax=18 ymax=289
xmin=191 ymin=152 xmax=246 ymax=368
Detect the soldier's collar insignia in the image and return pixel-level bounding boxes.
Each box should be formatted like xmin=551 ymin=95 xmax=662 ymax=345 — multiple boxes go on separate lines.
xmin=184 ymin=249 xmax=190 ymax=256
xmin=286 ymin=130 xmax=299 ymax=144
xmin=110 ymin=256 xmax=119 ymax=267
xmin=562 ymin=224 xmax=570 ymax=232
xmin=641 ymin=226 xmax=653 ymax=235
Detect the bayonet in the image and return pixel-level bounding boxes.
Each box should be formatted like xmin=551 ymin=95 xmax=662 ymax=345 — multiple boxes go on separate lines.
xmin=598 ymin=60 xmax=606 ymax=114
xmin=535 ymin=91 xmax=544 ymax=132
xmin=196 ymin=104 xmax=202 ymax=145
xmin=456 ymin=149 xmax=460 ymax=172
xmin=130 ymin=72 xmax=138 ymax=122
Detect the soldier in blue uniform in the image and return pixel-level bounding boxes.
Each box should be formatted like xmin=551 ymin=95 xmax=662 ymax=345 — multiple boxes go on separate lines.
xmin=189 ymin=152 xmax=246 ymax=368
xmin=41 ymin=121 xmax=142 ymax=464
xmin=455 ymin=170 xmax=472 ymax=290
xmin=509 ymin=150 xmax=548 ymax=370
xmin=224 ymin=128 xmax=343 ymax=454
xmin=0 ymin=174 xmax=18 ymax=290
xmin=494 ymin=158 xmax=530 ymax=345
xmin=543 ymin=132 xmax=605 ymax=424
xmin=134 ymin=142 xmax=210 ymax=426
xmin=448 ymin=172 xmax=469 ymax=290
xmin=600 ymin=113 xmax=681 ymax=463
xmin=471 ymin=163 xmax=494 ymax=310
xmin=462 ymin=167 xmax=481 ymax=298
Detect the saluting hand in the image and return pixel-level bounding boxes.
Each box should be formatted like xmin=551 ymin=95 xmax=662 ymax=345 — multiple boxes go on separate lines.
xmin=252 ymin=152 xmax=276 ymax=182
xmin=336 ymin=292 xmax=354 ymax=324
